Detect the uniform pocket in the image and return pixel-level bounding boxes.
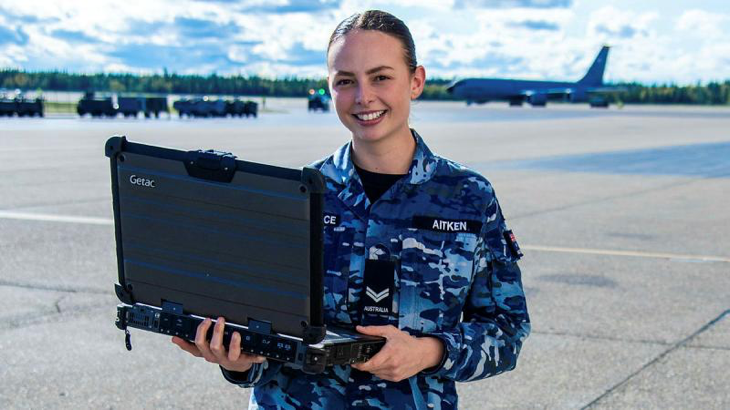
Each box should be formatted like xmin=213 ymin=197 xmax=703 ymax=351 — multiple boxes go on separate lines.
xmin=323 ymin=226 xmax=354 ymax=322
xmin=398 ymin=229 xmax=478 ymax=332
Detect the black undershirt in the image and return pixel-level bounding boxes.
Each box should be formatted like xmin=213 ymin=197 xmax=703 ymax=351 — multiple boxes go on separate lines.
xmin=354 ymin=164 xmax=407 ymax=203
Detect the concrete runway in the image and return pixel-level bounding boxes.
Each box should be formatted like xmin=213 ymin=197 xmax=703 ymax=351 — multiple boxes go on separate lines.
xmin=1 ymin=101 xmax=728 ymax=409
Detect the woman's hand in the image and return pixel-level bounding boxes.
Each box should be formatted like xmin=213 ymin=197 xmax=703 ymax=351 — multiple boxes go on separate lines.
xmin=352 ymin=325 xmax=444 ymax=382
xmin=171 ymin=316 xmax=266 ymax=373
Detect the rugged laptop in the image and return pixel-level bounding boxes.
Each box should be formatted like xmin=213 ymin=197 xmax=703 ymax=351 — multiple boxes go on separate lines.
xmin=105 ymin=136 xmax=383 ymax=374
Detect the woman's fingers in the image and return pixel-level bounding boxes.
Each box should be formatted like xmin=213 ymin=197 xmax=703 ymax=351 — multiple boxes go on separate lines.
xmin=178 ymin=317 xmax=267 ymax=372
xmin=209 ymin=317 xmax=227 ymax=360
xmin=171 ymin=336 xmax=203 ymax=357
xmin=248 ymin=354 xmax=266 ymax=364
xmin=194 ymin=318 xmax=215 ymax=362
xmin=227 ymin=331 xmax=241 ymax=362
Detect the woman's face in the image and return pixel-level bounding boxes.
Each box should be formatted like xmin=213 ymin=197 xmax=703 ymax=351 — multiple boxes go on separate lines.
xmin=327 ymin=29 xmax=424 ymax=145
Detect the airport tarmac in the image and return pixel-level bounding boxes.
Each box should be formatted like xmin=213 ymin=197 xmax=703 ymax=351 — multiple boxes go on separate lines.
xmin=1 ymin=100 xmax=728 ymax=409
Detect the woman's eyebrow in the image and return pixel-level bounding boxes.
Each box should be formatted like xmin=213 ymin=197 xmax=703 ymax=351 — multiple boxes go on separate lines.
xmin=334 ymin=66 xmax=395 ymax=77
xmin=365 ymin=65 xmax=394 ymax=74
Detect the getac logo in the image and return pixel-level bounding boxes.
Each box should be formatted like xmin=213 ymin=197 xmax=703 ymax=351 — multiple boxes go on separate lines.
xmin=129 ymin=175 xmax=156 ymax=188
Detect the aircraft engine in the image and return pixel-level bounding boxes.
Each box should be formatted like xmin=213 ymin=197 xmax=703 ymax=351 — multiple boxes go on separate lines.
xmin=528 ymin=93 xmax=547 ymax=106
xmin=570 ymin=90 xmax=588 ymax=102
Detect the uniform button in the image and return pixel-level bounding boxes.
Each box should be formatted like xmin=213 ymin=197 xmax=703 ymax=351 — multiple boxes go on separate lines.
xmin=427 ymin=404 xmax=434 ymax=408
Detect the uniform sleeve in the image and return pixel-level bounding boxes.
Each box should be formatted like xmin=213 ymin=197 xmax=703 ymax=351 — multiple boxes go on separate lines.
xmin=219 ymin=360 xmax=283 ymax=388
xmin=424 ymin=197 xmax=531 ymax=382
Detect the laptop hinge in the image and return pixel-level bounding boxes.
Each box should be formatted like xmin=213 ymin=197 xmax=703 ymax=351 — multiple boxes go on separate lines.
xmin=302 ymin=325 xmax=326 ymax=344
xmin=114 ymin=283 xmax=134 ymax=305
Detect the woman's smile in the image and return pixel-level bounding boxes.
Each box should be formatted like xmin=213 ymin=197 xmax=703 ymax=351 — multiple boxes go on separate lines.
xmin=353 ymin=109 xmax=387 ymax=125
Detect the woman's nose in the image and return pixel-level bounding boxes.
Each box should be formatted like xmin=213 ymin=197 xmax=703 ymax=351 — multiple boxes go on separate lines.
xmin=355 ymin=83 xmax=374 ymax=106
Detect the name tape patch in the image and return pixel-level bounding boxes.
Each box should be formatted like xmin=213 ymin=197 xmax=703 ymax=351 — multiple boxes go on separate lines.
xmin=413 ymin=216 xmax=482 ymax=234
xmin=323 ymin=213 xmax=339 ymax=226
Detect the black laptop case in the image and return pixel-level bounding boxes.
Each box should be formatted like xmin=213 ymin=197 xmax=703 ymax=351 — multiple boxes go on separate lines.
xmin=106 ymin=137 xmax=383 ymax=373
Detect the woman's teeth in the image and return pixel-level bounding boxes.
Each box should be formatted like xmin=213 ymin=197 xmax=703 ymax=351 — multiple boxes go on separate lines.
xmin=355 ymin=110 xmax=385 ymax=121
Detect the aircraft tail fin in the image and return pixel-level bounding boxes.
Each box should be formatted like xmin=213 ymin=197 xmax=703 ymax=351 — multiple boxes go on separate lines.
xmin=578 ymin=46 xmax=609 ymax=86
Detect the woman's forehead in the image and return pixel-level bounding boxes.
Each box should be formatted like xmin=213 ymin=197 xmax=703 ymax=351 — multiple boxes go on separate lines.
xmin=327 ymin=30 xmax=405 ymax=72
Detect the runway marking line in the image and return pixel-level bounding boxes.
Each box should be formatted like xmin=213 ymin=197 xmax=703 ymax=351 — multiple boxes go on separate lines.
xmin=1 ymin=211 xmax=728 ymax=263
xmin=0 ymin=210 xmax=113 ymax=226
xmin=522 ymin=245 xmax=730 ymax=263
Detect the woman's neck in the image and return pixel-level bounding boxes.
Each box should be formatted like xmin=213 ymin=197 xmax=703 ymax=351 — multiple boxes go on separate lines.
xmin=351 ymin=128 xmax=416 ymax=175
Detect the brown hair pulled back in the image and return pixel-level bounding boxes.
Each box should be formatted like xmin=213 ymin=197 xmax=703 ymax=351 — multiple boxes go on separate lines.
xmin=327 ymin=10 xmax=417 ymax=73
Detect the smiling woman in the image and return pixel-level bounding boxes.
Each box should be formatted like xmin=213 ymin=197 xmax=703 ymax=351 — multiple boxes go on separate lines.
xmin=173 ymin=9 xmax=531 ymax=410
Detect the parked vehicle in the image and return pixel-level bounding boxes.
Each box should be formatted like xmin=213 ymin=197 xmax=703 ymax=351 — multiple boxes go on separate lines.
xmin=174 ymin=97 xmax=257 ymax=118
xmin=308 ymin=89 xmax=330 ymax=112
xmin=77 ymin=92 xmax=118 ymax=117
xmin=116 ymin=96 xmax=170 ymax=118
xmin=0 ymin=94 xmax=44 ymax=117
xmin=118 ymin=97 xmax=144 ymax=118
xmin=144 ymin=97 xmax=169 ymax=118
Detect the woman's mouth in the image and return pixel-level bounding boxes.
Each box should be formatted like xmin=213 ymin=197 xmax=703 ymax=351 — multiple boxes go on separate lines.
xmin=353 ymin=110 xmax=387 ymax=125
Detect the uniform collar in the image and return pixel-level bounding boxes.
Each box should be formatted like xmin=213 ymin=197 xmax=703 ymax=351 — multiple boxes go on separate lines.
xmin=321 ymin=129 xmax=438 ymax=187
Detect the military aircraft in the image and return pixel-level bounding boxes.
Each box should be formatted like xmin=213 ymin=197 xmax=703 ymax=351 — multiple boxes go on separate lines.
xmin=446 ymin=46 xmax=621 ymax=107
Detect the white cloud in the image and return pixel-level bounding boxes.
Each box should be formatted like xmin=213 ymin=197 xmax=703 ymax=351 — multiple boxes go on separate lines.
xmin=586 ymin=6 xmax=658 ymax=40
xmin=0 ymin=1 xmax=728 ymax=83
xmin=676 ymin=9 xmax=729 ymax=39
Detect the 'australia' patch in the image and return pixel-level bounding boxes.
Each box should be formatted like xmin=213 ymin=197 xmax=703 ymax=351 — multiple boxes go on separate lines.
xmin=360 ymin=259 xmax=395 ymax=326
xmin=503 ymin=229 xmax=523 ymax=258
xmin=413 ymin=216 xmax=482 ymax=234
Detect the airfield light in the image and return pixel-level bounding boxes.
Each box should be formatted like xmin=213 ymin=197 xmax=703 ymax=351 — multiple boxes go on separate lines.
xmin=318 ymin=89 xmax=325 ymax=95
xmin=309 ymin=89 xmax=315 ymax=95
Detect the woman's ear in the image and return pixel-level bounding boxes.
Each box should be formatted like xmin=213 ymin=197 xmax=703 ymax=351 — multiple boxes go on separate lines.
xmin=410 ymin=65 xmax=426 ymax=100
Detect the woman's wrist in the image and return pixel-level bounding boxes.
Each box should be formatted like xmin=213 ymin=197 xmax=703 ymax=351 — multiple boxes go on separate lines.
xmin=222 ymin=361 xmax=253 ymax=373
xmin=418 ymin=336 xmax=445 ymax=371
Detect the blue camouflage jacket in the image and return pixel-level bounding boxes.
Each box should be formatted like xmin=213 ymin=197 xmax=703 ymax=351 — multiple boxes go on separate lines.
xmin=222 ymin=130 xmax=530 ymax=409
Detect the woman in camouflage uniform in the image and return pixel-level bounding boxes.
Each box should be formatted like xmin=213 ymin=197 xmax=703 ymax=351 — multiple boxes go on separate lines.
xmin=173 ymin=10 xmax=530 ymax=410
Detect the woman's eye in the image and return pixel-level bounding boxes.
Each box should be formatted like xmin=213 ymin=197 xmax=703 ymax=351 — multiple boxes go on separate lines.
xmin=335 ymin=79 xmax=352 ymax=86
xmin=374 ymin=75 xmax=389 ymax=81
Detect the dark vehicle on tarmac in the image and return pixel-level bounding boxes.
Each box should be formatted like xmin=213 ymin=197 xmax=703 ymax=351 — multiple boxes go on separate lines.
xmin=174 ymin=97 xmax=257 ymax=118
xmin=308 ymin=89 xmax=330 ymax=112
xmin=172 ymin=99 xmax=193 ymax=118
xmin=0 ymin=97 xmax=16 ymax=116
xmin=244 ymin=100 xmax=258 ymax=117
xmin=200 ymin=99 xmax=227 ymax=117
xmin=77 ymin=92 xmax=118 ymax=118
xmin=144 ymin=97 xmax=169 ymax=118
xmin=225 ymin=99 xmax=259 ymax=117
xmin=16 ymin=97 xmax=44 ymax=117
xmin=118 ymin=97 xmax=144 ymax=118
xmin=0 ymin=94 xmax=44 ymax=117
xmin=117 ymin=96 xmax=170 ymax=118
xmin=226 ymin=99 xmax=246 ymax=117
xmin=174 ymin=98 xmax=220 ymax=118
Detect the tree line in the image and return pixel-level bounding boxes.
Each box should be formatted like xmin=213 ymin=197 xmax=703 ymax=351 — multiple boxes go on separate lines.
xmin=1 ymin=69 xmax=728 ymax=105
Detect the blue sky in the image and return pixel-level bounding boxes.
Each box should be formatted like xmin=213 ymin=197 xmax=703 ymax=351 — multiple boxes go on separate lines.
xmin=0 ymin=0 xmax=728 ymax=84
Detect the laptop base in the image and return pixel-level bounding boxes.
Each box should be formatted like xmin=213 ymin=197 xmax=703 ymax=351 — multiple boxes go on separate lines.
xmin=116 ymin=303 xmax=384 ymax=374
